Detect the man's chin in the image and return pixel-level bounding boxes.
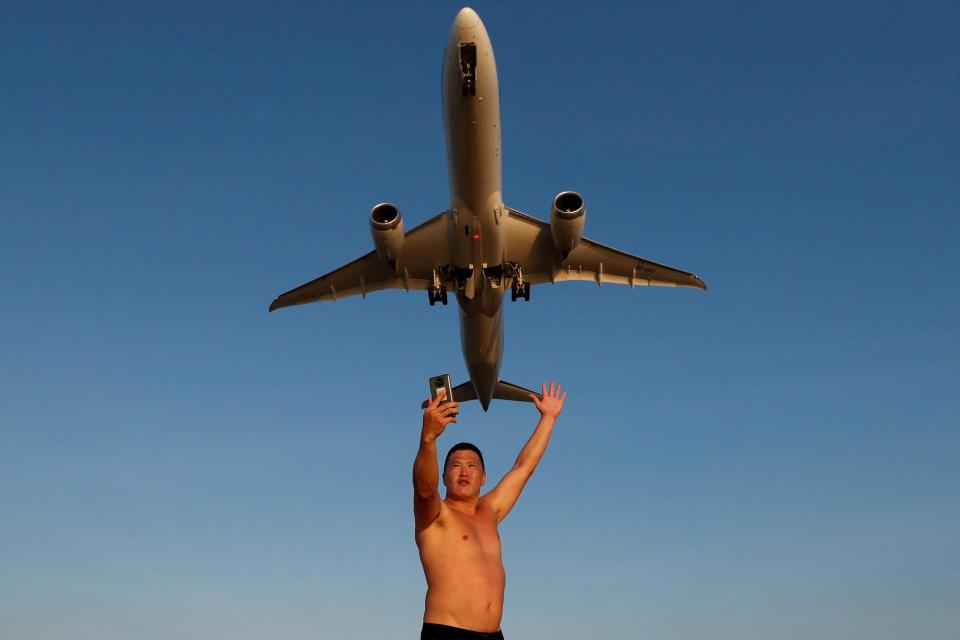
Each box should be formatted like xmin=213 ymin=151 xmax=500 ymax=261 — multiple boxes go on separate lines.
xmin=447 ymin=486 xmax=476 ymax=499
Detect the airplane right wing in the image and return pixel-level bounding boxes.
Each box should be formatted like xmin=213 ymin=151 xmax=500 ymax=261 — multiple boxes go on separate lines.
xmin=504 ymin=207 xmax=707 ymax=290
xmin=270 ymin=212 xmax=451 ymax=311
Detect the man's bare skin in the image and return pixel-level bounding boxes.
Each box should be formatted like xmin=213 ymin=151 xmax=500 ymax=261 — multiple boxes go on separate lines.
xmin=413 ymin=382 xmax=567 ymax=634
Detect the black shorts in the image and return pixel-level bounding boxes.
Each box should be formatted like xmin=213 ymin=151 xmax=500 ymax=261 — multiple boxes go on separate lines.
xmin=421 ymin=622 xmax=504 ymax=639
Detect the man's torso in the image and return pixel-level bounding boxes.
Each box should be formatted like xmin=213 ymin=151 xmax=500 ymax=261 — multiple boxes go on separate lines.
xmin=416 ymin=498 xmax=504 ymax=633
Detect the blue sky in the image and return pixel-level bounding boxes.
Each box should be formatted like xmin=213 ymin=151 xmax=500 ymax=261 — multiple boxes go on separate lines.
xmin=1 ymin=1 xmax=957 ymax=638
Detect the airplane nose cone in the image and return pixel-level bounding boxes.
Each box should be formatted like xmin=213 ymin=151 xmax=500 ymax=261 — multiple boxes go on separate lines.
xmin=454 ymin=7 xmax=481 ymax=29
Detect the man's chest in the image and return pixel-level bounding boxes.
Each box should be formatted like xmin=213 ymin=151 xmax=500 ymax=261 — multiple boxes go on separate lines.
xmin=438 ymin=508 xmax=501 ymax=555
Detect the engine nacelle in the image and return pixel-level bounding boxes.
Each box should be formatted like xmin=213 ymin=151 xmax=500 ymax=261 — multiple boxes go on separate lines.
xmin=370 ymin=203 xmax=404 ymax=264
xmin=550 ymin=191 xmax=586 ymax=256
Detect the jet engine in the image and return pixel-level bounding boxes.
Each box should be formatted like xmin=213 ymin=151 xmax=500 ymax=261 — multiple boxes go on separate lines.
xmin=370 ymin=203 xmax=404 ymax=264
xmin=550 ymin=191 xmax=586 ymax=256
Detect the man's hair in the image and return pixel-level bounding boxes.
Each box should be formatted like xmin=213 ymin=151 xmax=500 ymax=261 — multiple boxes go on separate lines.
xmin=444 ymin=442 xmax=485 ymax=471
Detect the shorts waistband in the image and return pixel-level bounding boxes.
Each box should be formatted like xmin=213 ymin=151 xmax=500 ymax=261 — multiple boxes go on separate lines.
xmin=421 ymin=622 xmax=504 ymax=639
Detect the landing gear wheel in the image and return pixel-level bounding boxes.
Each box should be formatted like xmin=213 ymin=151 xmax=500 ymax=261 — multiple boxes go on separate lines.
xmin=511 ymin=282 xmax=531 ymax=302
xmin=429 ymin=287 xmax=448 ymax=306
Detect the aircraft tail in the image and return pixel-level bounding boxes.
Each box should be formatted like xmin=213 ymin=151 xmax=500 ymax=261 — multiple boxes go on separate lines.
xmin=451 ymin=381 xmax=478 ymax=403
xmin=420 ymin=379 xmax=537 ymax=409
xmin=492 ymin=380 xmax=538 ymax=403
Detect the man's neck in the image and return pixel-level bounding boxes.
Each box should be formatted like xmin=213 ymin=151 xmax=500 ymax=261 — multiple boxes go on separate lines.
xmin=444 ymin=495 xmax=480 ymax=515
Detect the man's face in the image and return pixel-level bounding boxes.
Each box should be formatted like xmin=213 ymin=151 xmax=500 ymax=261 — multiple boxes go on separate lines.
xmin=443 ymin=450 xmax=486 ymax=499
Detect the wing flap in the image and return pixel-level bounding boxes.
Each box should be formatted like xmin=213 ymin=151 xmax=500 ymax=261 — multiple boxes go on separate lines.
xmin=270 ymin=251 xmax=396 ymax=310
xmin=505 ymin=207 xmax=706 ymax=290
xmin=270 ymin=212 xmax=451 ymax=311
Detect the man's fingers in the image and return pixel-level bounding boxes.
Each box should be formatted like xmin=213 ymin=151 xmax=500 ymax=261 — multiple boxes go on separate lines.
xmin=429 ymin=404 xmax=459 ymax=423
xmin=425 ymin=388 xmax=452 ymax=409
xmin=540 ymin=381 xmax=564 ymax=398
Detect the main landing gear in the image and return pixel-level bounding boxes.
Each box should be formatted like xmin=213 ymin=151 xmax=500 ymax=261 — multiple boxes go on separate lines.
xmin=510 ymin=263 xmax=530 ymax=302
xmin=511 ymin=282 xmax=530 ymax=302
xmin=428 ymin=267 xmax=448 ymax=306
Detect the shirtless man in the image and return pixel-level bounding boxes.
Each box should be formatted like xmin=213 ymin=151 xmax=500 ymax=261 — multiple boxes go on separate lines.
xmin=413 ymin=382 xmax=567 ymax=639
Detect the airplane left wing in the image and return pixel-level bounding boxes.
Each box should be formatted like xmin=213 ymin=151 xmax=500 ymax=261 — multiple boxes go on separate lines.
xmin=269 ymin=212 xmax=450 ymax=311
xmin=505 ymin=207 xmax=707 ymax=290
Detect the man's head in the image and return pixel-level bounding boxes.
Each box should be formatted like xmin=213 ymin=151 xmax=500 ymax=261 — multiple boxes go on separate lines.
xmin=442 ymin=442 xmax=486 ymax=499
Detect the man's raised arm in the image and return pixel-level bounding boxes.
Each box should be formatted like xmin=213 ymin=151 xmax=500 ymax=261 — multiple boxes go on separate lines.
xmin=413 ymin=390 xmax=459 ymax=531
xmin=485 ymin=382 xmax=567 ymax=523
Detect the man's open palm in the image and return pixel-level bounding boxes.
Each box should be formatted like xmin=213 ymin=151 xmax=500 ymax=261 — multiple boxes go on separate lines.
xmin=531 ymin=382 xmax=566 ymax=418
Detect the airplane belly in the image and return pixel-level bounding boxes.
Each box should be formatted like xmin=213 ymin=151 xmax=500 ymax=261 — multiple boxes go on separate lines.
xmin=448 ymin=202 xmax=507 ymax=273
xmin=443 ymin=6 xmax=503 ymax=259
xmin=457 ymin=297 xmax=504 ymax=407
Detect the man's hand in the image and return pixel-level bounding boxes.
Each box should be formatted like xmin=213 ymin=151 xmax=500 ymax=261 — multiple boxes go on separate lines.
xmin=422 ymin=389 xmax=459 ymax=442
xmin=531 ymin=381 xmax=566 ymax=419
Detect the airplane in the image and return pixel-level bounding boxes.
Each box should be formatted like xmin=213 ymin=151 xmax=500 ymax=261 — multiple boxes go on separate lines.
xmin=269 ymin=7 xmax=707 ymax=410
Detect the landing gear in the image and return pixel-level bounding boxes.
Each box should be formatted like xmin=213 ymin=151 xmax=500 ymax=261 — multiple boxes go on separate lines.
xmin=459 ymin=43 xmax=477 ymax=96
xmin=511 ymin=281 xmax=530 ymax=302
xmin=429 ymin=268 xmax=449 ymax=306
xmin=509 ymin=263 xmax=530 ymax=302
xmin=428 ymin=287 xmax=448 ymax=306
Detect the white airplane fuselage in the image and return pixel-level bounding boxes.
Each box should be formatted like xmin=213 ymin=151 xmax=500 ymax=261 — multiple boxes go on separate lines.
xmin=442 ymin=8 xmax=506 ymax=408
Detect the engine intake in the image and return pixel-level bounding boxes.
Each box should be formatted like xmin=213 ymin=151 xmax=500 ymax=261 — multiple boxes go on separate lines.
xmin=550 ymin=191 xmax=586 ymax=256
xmin=370 ymin=203 xmax=404 ymax=264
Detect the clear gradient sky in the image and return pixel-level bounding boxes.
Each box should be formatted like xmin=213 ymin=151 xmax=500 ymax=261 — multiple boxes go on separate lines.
xmin=1 ymin=2 xmax=958 ymax=639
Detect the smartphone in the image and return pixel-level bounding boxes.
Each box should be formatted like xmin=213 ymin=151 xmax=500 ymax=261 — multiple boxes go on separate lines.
xmin=430 ymin=374 xmax=454 ymax=403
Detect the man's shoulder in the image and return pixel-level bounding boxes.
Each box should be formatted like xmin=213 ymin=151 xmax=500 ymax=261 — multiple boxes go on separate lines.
xmin=477 ymin=494 xmax=498 ymax=515
xmin=416 ymin=500 xmax=452 ymax=538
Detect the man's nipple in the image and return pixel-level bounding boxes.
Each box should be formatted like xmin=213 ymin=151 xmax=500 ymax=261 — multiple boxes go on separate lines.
xmin=462 ymin=534 xmax=469 ymax=541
